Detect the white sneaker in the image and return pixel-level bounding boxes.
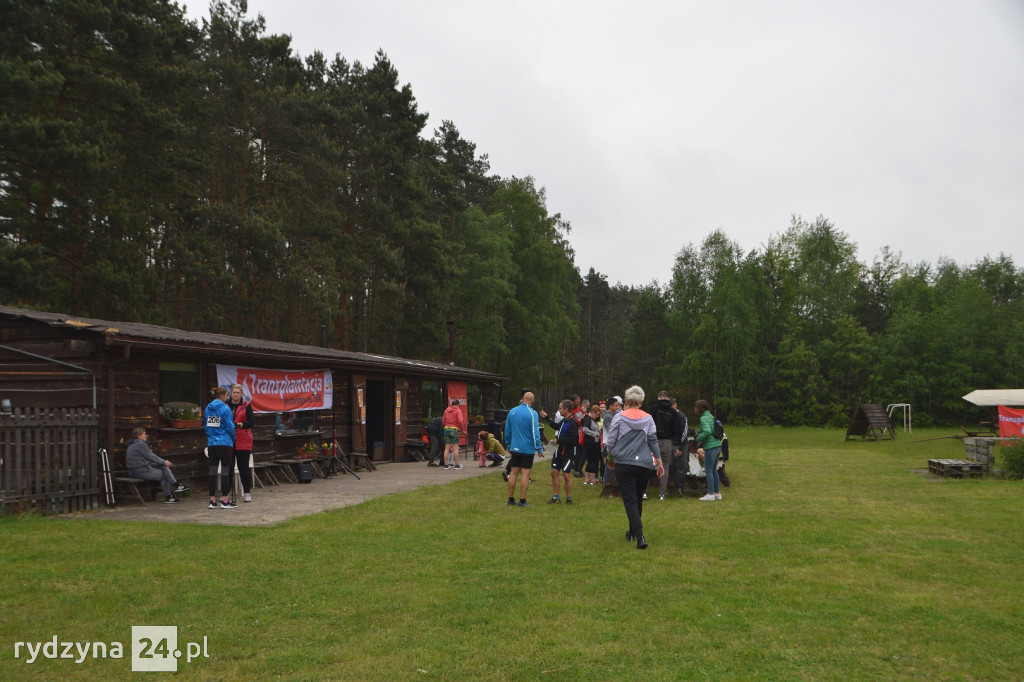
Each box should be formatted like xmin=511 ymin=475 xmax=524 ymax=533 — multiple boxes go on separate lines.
xmin=243 ymin=493 xmax=252 ymax=503
xmin=641 ymin=493 xmax=648 ymax=500
xmin=715 ymin=493 xmax=722 ymax=500
xmin=699 ymin=494 xmax=717 ymax=501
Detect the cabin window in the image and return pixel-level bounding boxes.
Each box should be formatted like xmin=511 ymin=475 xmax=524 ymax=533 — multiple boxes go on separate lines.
xmin=467 ymin=384 xmax=482 ymax=421
xmin=159 ymin=362 xmax=200 ymax=405
xmin=421 ymin=381 xmax=442 ymax=419
xmin=276 ymin=411 xmax=318 ymax=434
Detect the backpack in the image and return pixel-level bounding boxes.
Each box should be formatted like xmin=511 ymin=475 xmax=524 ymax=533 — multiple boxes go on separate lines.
xmin=712 ymin=418 xmax=724 ymax=440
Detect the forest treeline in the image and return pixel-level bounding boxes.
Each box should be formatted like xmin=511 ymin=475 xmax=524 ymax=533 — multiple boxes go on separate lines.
xmin=2 ymin=0 xmax=1021 ymax=426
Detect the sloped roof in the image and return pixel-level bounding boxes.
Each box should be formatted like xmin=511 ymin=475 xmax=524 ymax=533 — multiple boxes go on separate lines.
xmin=962 ymin=389 xmax=1024 ymax=407
xmin=0 ymin=305 xmax=501 ymax=381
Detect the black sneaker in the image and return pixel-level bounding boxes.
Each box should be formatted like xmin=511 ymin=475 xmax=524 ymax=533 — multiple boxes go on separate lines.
xmin=507 ymin=499 xmax=516 ymax=506
xmin=427 ymin=462 xmax=438 ymax=467
xmin=220 ymin=500 xmax=237 ymax=509
xmin=565 ymin=498 xmax=573 ymax=505
xmin=517 ymin=501 xmax=531 ymax=507
xmin=164 ymin=496 xmax=180 ymax=504
xmin=173 ymin=482 xmax=190 ymax=494
xmin=502 ymin=471 xmax=509 ymax=482
xmin=547 ymin=497 xmax=560 ymax=504
xmin=208 ymin=501 xmax=219 ymax=510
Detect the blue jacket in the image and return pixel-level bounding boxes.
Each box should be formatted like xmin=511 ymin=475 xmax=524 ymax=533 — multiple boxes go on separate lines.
xmin=504 ymin=403 xmax=543 ymax=455
xmin=204 ymin=399 xmax=236 ymax=446
xmin=552 ymin=415 xmax=579 ymax=460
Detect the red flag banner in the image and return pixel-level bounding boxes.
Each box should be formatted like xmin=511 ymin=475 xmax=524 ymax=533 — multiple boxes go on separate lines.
xmin=998 ymin=405 xmax=1024 ymax=439
xmin=216 ymin=365 xmax=333 ymax=413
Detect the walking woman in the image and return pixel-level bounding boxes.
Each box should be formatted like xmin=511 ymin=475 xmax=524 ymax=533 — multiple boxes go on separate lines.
xmin=604 ymin=385 xmax=664 ymax=549
xmin=695 ymin=399 xmax=723 ymax=501
xmin=205 ymin=386 xmax=236 ymax=509
xmin=227 ymin=384 xmax=254 ymax=503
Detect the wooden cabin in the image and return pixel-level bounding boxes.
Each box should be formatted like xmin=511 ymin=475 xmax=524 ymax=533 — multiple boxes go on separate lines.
xmin=0 ymin=305 xmax=503 ymax=507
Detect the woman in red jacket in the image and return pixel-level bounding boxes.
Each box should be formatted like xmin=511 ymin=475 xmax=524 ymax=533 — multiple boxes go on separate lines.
xmin=227 ymin=384 xmax=255 ymax=502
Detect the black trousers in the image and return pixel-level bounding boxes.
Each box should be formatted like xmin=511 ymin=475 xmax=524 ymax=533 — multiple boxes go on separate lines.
xmin=233 ymin=449 xmax=253 ymax=493
xmin=615 ymin=463 xmax=652 ymax=536
xmin=207 ymin=445 xmax=233 ymax=497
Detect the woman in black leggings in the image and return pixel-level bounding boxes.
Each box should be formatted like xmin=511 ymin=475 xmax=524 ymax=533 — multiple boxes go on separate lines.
xmin=204 ymin=387 xmax=236 ymax=509
xmin=603 ymin=385 xmax=663 ymax=549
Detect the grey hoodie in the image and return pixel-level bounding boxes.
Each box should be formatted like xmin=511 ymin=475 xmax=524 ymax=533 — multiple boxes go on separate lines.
xmin=604 ymin=408 xmax=660 ymax=470
xmin=125 ymin=438 xmax=165 ymax=474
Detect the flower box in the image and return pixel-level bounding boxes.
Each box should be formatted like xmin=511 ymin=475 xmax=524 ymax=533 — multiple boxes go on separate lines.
xmin=171 ymin=419 xmax=203 ymax=429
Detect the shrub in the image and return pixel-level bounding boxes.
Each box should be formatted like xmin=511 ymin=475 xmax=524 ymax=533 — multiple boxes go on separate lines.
xmin=1000 ymin=438 xmax=1024 ymax=479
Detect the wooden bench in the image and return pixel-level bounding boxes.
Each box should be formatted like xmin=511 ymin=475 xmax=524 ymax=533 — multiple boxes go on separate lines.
xmin=114 ymin=468 xmax=161 ymax=506
xmin=348 ymin=449 xmax=377 ymax=472
xmin=252 ymin=461 xmax=283 ymax=486
xmin=404 ymin=440 xmax=429 ymax=462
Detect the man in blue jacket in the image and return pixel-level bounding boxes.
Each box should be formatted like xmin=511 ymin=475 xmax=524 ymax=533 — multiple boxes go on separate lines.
xmin=503 ymin=391 xmax=543 ymax=507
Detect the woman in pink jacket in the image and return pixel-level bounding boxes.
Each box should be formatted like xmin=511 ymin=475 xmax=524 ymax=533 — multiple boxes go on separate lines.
xmin=227 ymin=384 xmax=255 ymax=502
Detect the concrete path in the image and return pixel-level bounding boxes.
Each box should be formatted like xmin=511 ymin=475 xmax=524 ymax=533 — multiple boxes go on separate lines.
xmin=80 ymin=460 xmax=512 ymax=527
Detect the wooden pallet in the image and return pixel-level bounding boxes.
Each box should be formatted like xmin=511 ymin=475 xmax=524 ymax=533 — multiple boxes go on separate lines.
xmin=928 ymin=458 xmax=987 ymax=478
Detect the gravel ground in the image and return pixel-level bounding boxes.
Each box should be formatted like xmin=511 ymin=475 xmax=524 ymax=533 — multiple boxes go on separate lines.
xmin=75 ymin=459 xmax=511 ymax=527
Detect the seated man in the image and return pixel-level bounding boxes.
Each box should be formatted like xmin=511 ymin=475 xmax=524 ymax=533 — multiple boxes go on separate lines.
xmin=125 ymin=427 xmax=189 ymax=504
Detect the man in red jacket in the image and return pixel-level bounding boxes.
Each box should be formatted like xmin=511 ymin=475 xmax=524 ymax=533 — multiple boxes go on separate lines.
xmin=442 ymin=399 xmax=466 ymax=470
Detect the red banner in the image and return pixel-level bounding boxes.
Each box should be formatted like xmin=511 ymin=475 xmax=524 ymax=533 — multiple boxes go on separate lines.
xmin=217 ymin=365 xmax=333 ymax=413
xmin=446 ymin=380 xmax=468 ymax=445
xmin=998 ymin=405 xmax=1024 ymax=439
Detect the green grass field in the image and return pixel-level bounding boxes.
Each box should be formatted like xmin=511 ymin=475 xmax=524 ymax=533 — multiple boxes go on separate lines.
xmin=2 ymin=428 xmax=1022 ymax=681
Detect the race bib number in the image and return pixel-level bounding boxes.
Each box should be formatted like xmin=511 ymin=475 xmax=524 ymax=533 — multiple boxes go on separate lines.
xmin=206 ymin=415 xmax=221 ymax=428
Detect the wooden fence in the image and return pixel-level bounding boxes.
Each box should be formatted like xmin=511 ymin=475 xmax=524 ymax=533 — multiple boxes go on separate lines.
xmin=0 ymin=407 xmax=100 ymax=516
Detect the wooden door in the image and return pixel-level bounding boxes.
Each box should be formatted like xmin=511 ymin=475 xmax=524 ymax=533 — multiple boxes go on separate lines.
xmin=351 ymin=374 xmax=366 ymax=453
xmin=393 ymin=377 xmax=408 ymax=457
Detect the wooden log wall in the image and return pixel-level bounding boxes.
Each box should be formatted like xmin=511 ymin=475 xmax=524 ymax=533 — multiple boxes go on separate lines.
xmin=2 ymin=317 xmax=501 ymax=482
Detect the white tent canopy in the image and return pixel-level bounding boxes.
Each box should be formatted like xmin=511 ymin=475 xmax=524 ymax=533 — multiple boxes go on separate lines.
xmin=961 ymin=389 xmax=1024 ymax=407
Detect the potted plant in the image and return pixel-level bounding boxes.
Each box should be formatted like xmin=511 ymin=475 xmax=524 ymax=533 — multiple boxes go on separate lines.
xmin=298 ymin=441 xmax=319 ymax=459
xmin=162 ymin=404 xmax=203 ymax=429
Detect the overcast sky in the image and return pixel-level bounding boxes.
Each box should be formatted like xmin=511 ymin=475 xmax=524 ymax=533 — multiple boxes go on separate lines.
xmin=187 ymin=0 xmax=1024 ymax=287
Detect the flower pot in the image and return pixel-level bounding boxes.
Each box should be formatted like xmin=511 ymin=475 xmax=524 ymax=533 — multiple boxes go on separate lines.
xmin=299 ymin=450 xmax=318 ymax=459
xmin=171 ymin=419 xmax=202 ymax=429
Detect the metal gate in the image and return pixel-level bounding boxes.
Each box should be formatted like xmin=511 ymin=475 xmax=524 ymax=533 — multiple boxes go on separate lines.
xmin=0 ymin=407 xmax=100 ymax=516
